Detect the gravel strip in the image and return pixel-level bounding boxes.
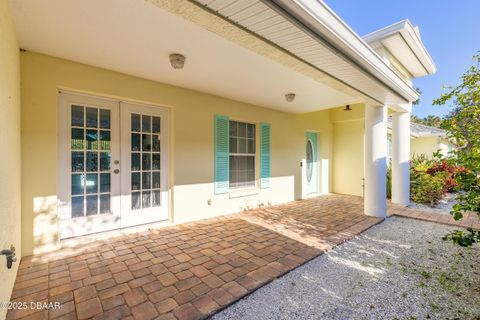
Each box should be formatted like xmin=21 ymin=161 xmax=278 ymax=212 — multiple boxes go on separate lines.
xmin=212 ymin=217 xmax=480 ymax=320
xmin=409 ymin=192 xmax=458 ymax=215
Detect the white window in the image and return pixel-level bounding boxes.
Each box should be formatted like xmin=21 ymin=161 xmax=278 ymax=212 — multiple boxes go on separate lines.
xmin=229 ymin=120 xmax=255 ymax=188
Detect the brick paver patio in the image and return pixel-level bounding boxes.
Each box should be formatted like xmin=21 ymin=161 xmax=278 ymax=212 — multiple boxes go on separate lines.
xmin=8 ymin=194 xmax=476 ymax=320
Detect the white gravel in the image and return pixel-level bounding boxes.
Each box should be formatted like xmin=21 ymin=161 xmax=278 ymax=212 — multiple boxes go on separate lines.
xmin=212 ymin=217 xmax=480 ymax=320
xmin=409 ymin=192 xmax=458 ymax=215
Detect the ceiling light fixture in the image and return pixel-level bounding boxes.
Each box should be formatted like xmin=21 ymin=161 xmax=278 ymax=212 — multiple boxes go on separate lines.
xmin=169 ymin=53 xmax=186 ymax=69
xmin=285 ymin=93 xmax=296 ymax=102
xmin=344 ymin=105 xmax=352 ymax=111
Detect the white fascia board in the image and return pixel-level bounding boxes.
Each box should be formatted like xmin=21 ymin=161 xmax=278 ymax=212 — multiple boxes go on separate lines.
xmin=273 ymin=0 xmax=419 ymax=103
xmin=363 ymin=20 xmax=436 ymax=76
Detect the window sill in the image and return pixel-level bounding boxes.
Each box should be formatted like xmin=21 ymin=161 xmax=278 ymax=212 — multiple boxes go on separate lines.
xmin=229 ymin=187 xmax=259 ymax=198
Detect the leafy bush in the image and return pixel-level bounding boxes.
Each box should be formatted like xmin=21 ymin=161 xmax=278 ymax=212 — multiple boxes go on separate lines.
xmin=426 ymin=153 xmax=466 ymax=193
xmin=386 ymin=161 xmax=392 ymax=199
xmin=410 ymin=154 xmax=446 ymax=206
xmin=410 ymin=169 xmax=445 ymax=206
xmin=386 ymin=154 xmax=464 ymax=206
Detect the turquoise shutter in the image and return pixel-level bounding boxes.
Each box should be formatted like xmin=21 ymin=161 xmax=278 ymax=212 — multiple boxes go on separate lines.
xmin=260 ymin=122 xmax=271 ymax=189
xmin=214 ymin=115 xmax=229 ymax=194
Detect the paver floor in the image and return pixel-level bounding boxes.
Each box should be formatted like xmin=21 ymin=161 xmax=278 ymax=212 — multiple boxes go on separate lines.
xmin=8 ymin=194 xmax=458 ymax=320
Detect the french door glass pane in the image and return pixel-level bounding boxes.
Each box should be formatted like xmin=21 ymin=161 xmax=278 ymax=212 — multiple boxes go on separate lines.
xmin=71 ymin=106 xmax=84 ymax=127
xmin=100 ymin=194 xmax=110 ymax=214
xmin=131 ymin=153 xmax=140 ymax=171
xmin=142 ymin=134 xmax=151 ymax=151
xmin=131 ymin=192 xmax=141 ymax=210
xmin=131 ymin=114 xmax=141 ymax=132
xmin=71 ymin=174 xmax=83 ymax=195
xmin=100 ymin=152 xmax=110 ymax=171
xmin=70 ymin=104 xmax=112 ymax=218
xmin=86 ymin=152 xmax=98 ymax=171
xmin=142 ymin=115 xmax=151 ymax=133
xmin=152 ymin=172 xmax=160 ymax=189
xmin=132 ymin=134 xmax=140 ymax=151
xmin=86 ymin=107 xmax=98 ymax=128
xmin=86 ymin=130 xmax=98 ymax=150
xmin=72 ymin=196 xmax=84 ymax=218
xmin=72 ymin=152 xmax=84 ymax=172
xmin=153 ymin=190 xmax=161 ymax=207
xmin=152 ymin=117 xmax=160 ymax=133
xmin=152 ymin=135 xmax=160 ymax=152
xmin=99 ymin=130 xmax=111 ymax=150
xmin=131 ymin=112 xmax=161 ymax=210
xmin=131 ymin=173 xmax=140 ymax=191
xmin=86 ymin=195 xmax=98 ymax=215
xmin=100 ymin=173 xmax=110 ymax=193
xmin=152 ymin=153 xmax=160 ymax=170
xmin=71 ymin=128 xmax=84 ymax=149
xmin=142 ymin=191 xmax=151 ymax=208
xmin=99 ymin=110 xmax=111 ymax=129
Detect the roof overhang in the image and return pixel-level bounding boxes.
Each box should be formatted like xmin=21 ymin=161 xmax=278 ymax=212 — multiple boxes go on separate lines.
xmin=363 ymin=20 xmax=436 ymax=78
xmin=12 ymin=0 xmax=425 ymax=114
xmin=189 ymin=0 xmax=420 ymax=108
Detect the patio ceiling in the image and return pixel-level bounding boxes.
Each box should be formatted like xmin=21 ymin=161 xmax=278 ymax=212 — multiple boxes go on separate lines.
xmin=11 ymin=0 xmax=361 ymax=114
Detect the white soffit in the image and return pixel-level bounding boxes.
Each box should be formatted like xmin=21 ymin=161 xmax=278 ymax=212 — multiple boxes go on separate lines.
xmin=191 ymin=0 xmax=419 ymax=105
xmin=11 ymin=0 xmax=358 ymax=114
xmin=363 ymin=20 xmax=436 ymax=78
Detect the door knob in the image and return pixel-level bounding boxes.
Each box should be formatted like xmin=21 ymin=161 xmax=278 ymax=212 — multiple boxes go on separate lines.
xmin=1 ymin=245 xmax=16 ymax=269
xmin=113 ymin=169 xmax=120 ymax=174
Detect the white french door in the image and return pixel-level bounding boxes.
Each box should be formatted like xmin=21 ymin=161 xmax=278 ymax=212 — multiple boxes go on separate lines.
xmin=120 ymin=102 xmax=169 ymax=228
xmin=58 ymin=92 xmax=169 ymax=239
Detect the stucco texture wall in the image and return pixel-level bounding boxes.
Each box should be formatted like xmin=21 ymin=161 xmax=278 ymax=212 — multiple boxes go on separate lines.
xmin=20 ymin=52 xmax=333 ymax=256
xmin=0 ymin=0 xmax=22 ymax=317
xmin=411 ymin=136 xmax=441 ymax=158
xmin=331 ymin=105 xmax=365 ymax=197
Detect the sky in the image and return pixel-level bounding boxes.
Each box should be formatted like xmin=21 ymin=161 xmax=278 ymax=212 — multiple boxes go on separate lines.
xmin=324 ymin=0 xmax=480 ymax=118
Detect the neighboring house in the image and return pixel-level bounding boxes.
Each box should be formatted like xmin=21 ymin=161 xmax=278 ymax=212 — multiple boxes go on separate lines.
xmin=0 ymin=0 xmax=436 ymax=314
xmin=387 ymin=119 xmax=453 ymax=160
xmin=409 ymin=122 xmax=453 ymax=158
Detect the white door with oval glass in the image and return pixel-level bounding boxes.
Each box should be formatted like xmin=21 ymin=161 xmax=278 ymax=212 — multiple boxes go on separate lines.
xmin=306 ymin=131 xmax=318 ymax=194
xmin=58 ymin=92 xmax=169 ymax=239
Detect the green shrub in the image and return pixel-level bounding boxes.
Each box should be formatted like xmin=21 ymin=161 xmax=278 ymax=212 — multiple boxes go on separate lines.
xmin=410 ymin=170 xmax=445 ymax=206
xmin=386 ymin=163 xmax=392 ymax=199
xmin=409 ymin=154 xmax=447 ymax=206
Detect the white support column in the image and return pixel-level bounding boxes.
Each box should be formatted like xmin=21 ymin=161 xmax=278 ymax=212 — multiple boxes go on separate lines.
xmin=391 ymin=111 xmax=411 ymax=205
xmin=364 ymin=105 xmax=387 ymax=218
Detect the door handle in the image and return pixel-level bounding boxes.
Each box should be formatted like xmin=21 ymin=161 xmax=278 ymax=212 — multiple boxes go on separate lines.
xmin=113 ymin=169 xmax=120 ymax=174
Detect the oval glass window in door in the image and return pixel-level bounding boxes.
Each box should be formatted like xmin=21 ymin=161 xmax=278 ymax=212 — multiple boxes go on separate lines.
xmin=306 ymin=139 xmax=313 ymax=182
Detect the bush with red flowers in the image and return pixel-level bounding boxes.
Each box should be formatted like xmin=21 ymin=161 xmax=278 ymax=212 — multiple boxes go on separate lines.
xmin=426 ymin=158 xmax=466 ymax=193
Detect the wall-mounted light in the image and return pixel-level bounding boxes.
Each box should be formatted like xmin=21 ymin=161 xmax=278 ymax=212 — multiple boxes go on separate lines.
xmin=169 ymin=53 xmax=186 ymax=69
xmin=285 ymin=93 xmax=296 ymax=102
xmin=344 ymin=105 xmax=352 ymax=111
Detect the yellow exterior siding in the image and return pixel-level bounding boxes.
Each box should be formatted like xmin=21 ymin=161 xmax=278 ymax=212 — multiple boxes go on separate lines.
xmin=20 ymin=52 xmax=334 ymax=256
xmin=0 ymin=0 xmax=22 ymax=317
xmin=331 ymin=105 xmax=365 ymax=197
xmin=411 ymin=137 xmax=450 ymax=158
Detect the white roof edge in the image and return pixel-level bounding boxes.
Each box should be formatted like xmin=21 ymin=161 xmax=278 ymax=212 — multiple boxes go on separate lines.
xmin=363 ymin=19 xmax=437 ymax=75
xmin=272 ymin=0 xmax=420 ymax=103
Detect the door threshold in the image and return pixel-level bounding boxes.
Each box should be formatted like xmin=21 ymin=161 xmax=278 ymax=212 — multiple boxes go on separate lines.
xmin=60 ymin=220 xmax=171 ymax=249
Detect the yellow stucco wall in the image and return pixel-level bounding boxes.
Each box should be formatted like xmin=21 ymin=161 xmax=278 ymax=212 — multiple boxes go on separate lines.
xmin=20 ymin=52 xmax=334 ymax=256
xmin=331 ymin=105 xmax=365 ymax=197
xmin=0 ymin=0 xmax=22 ymax=317
xmin=411 ymin=137 xmax=441 ymax=158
